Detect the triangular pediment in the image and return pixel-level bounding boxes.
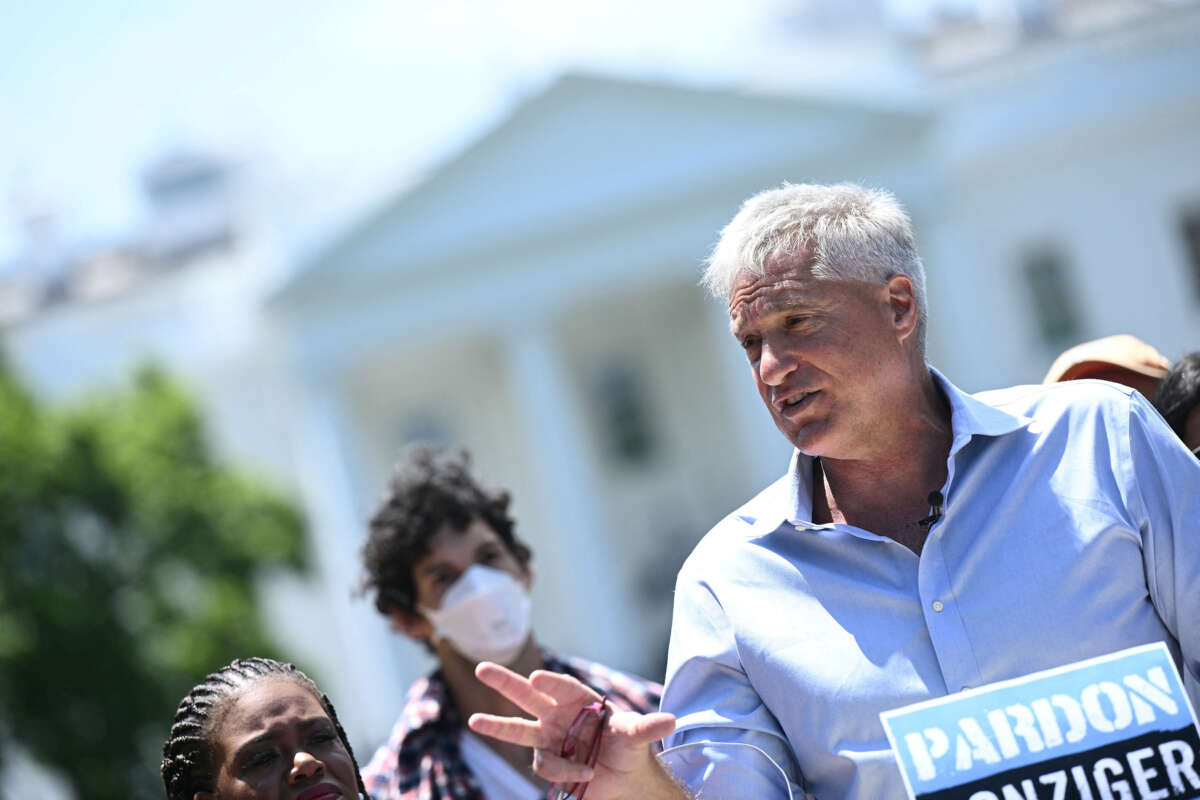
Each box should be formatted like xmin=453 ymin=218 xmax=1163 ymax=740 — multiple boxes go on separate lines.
xmin=275 ymin=71 xmax=927 ymax=305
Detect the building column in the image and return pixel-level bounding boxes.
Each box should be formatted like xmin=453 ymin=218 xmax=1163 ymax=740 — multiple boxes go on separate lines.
xmin=502 ymin=322 xmax=642 ymax=671
xmin=284 ymin=368 xmax=407 ymax=740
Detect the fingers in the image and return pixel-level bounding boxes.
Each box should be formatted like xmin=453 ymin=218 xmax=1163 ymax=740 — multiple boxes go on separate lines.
xmin=524 ymin=667 xmax=677 ymax=748
xmin=611 ymin=711 xmax=677 ymax=747
xmin=474 ymin=661 xmax=556 ymax=719
xmin=529 ymin=669 xmax=602 ymax=706
xmin=472 ymin=663 xmax=677 ymax=775
xmin=466 ymin=718 xmax=602 ymax=784
xmin=467 ymin=713 xmax=551 ymax=749
xmin=532 ymin=747 xmax=597 ymax=783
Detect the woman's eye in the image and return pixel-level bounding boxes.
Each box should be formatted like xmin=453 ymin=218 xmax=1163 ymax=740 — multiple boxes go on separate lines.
xmin=309 ymin=729 xmax=337 ymax=746
xmin=479 ymin=550 xmax=499 ymax=564
xmin=244 ymin=749 xmax=277 ymax=769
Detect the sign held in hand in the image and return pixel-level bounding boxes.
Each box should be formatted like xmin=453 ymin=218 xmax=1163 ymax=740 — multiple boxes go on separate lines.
xmin=881 ymin=643 xmax=1200 ymax=800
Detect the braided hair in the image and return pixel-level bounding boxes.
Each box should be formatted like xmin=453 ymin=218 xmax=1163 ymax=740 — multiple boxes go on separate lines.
xmin=161 ymin=656 xmax=367 ymax=800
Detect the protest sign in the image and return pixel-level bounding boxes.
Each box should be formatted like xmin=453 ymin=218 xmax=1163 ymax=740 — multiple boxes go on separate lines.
xmin=881 ymin=643 xmax=1200 ymax=800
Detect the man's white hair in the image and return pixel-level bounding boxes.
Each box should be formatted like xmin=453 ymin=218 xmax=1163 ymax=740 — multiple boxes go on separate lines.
xmin=703 ymin=182 xmax=928 ymax=352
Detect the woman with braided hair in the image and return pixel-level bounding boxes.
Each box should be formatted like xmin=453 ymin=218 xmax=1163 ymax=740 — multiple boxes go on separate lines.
xmin=162 ymin=656 xmax=367 ymax=800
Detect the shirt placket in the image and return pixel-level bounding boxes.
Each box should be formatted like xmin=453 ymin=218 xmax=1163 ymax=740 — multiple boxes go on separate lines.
xmin=916 ymin=441 xmax=983 ymax=693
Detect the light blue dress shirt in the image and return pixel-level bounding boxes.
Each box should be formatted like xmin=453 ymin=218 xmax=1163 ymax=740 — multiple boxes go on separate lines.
xmin=661 ymin=369 xmax=1200 ymax=800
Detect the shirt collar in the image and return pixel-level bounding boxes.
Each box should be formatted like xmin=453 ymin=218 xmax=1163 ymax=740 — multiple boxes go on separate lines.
xmin=931 ymin=365 xmax=1030 ymax=448
xmin=759 ymin=365 xmax=1031 ymax=532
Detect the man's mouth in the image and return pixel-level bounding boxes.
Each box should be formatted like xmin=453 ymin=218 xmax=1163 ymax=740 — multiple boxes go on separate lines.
xmin=779 ymin=390 xmax=819 ymax=412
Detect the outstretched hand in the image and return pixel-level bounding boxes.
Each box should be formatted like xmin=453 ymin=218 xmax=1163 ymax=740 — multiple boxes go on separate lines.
xmin=468 ymin=662 xmax=682 ymax=800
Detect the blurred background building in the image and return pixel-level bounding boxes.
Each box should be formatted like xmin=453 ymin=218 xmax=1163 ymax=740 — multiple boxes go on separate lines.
xmin=2 ymin=0 xmax=1199 ymax=794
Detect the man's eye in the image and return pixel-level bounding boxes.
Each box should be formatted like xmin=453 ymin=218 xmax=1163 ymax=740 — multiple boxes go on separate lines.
xmin=741 ymin=336 xmax=759 ymax=350
xmin=479 ymin=550 xmax=499 ymax=564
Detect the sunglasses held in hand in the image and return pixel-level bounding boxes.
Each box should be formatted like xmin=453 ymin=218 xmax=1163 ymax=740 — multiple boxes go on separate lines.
xmin=550 ymin=696 xmax=611 ymax=800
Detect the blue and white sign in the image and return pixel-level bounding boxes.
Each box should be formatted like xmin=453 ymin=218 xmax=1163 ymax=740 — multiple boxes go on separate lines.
xmin=881 ymin=643 xmax=1200 ymax=800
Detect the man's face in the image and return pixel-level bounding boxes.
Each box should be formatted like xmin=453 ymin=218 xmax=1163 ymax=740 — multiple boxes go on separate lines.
xmin=728 ymin=251 xmax=916 ymax=460
xmin=410 ymin=519 xmax=529 ymax=612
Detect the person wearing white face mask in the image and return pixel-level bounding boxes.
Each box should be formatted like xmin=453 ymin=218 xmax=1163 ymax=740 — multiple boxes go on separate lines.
xmin=420 ymin=563 xmax=535 ymax=666
xmin=357 ymin=444 xmax=662 ymax=800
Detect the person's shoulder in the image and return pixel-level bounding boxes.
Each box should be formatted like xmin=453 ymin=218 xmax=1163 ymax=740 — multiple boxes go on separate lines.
xmin=361 ymin=679 xmax=429 ymax=789
xmin=974 ymin=378 xmax=1135 ymax=423
xmin=362 ymin=670 xmax=456 ymax=785
xmin=678 ymin=471 xmax=792 ymax=580
xmin=386 ymin=670 xmax=454 ymax=741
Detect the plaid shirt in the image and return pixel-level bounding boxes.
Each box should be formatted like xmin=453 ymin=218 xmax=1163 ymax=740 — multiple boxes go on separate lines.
xmin=362 ymin=651 xmax=663 ymax=800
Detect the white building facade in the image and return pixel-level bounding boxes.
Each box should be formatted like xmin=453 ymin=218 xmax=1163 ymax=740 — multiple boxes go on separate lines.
xmin=4 ymin=2 xmax=1199 ymax=756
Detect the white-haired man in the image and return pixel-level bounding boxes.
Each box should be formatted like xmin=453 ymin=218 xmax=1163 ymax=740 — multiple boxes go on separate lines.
xmin=468 ymin=183 xmax=1200 ymax=799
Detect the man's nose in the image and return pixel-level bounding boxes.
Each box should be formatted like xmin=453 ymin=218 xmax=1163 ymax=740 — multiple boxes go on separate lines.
xmin=758 ymin=339 xmax=796 ymax=386
xmin=289 ymin=750 xmax=326 ymax=784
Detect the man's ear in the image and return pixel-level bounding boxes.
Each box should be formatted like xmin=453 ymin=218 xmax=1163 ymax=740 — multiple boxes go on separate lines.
xmin=885 ymin=274 xmax=919 ymax=342
xmin=389 ymin=608 xmax=434 ymax=641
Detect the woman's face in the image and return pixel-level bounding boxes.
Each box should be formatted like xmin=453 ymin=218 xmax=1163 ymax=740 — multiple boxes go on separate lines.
xmin=198 ymin=677 xmax=358 ymax=800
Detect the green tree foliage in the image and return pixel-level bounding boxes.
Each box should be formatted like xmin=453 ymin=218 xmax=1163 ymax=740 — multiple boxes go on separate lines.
xmin=0 ymin=362 xmax=307 ymax=799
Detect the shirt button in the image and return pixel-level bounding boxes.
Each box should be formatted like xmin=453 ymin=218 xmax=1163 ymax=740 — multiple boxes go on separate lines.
xmin=932 ymin=601 xmax=945 ymax=613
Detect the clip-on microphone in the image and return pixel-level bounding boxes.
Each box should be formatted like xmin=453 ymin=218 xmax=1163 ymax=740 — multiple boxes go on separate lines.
xmin=918 ymin=491 xmax=944 ymax=529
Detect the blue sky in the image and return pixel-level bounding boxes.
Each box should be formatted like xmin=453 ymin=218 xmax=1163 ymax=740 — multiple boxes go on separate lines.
xmin=0 ymin=0 xmax=978 ymax=264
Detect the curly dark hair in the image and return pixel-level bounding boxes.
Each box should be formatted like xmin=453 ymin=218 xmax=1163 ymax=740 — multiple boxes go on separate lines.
xmin=161 ymin=656 xmax=366 ymax=800
xmin=361 ymin=444 xmax=531 ymax=617
xmin=1153 ymin=351 xmax=1200 ymax=445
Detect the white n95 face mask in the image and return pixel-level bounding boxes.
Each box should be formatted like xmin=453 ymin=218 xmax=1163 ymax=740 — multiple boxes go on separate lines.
xmin=420 ymin=564 xmax=533 ymax=665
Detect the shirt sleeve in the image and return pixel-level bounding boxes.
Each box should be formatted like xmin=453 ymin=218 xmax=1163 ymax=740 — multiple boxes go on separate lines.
xmin=1125 ymin=392 xmax=1200 ymax=706
xmin=658 ymin=741 xmax=797 ymax=799
xmin=660 ymin=560 xmax=804 ymax=799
